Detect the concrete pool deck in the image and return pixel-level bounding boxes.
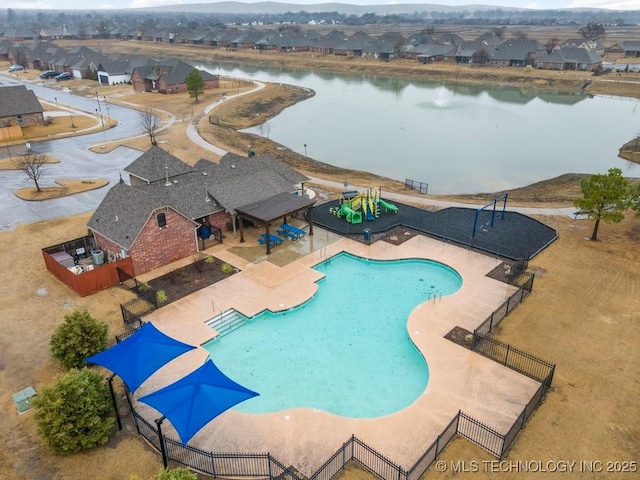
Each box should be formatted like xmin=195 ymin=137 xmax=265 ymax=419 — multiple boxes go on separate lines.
xmin=135 ymin=228 xmax=540 ymax=474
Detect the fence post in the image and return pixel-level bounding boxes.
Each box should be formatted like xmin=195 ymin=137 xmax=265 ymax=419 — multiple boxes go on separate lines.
xmin=210 ymin=451 xmax=217 ymax=478
xmin=267 ymin=453 xmax=273 ymax=479
xmin=489 ymin=312 xmax=494 ymax=332
xmin=108 ymin=374 xmax=122 ymax=431
xmin=155 ymin=416 xmax=168 ymax=468
xmin=505 ymin=297 xmax=511 ymax=315
xmin=504 ymin=344 xmax=510 ymax=366
xmin=521 ymin=404 xmax=528 ymax=428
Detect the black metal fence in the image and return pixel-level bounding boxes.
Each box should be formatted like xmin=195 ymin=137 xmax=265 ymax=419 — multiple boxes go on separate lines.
xmin=472 ymin=333 xmax=555 ymax=385
xmin=120 ymin=293 xmax=157 ymax=326
xmin=404 ymin=179 xmax=428 ymax=194
xmin=129 ymin=407 xmax=299 ymax=479
xmin=474 ymin=273 xmax=534 ymax=336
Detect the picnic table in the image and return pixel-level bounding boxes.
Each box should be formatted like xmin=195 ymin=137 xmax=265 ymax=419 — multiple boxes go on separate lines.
xmin=279 ymin=223 xmax=306 ymax=240
xmin=260 ymin=233 xmax=284 ymax=246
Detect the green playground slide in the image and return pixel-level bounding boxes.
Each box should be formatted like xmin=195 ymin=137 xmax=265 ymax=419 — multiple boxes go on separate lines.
xmin=379 ymin=198 xmax=399 ymax=213
xmin=339 ymin=203 xmax=363 ymax=224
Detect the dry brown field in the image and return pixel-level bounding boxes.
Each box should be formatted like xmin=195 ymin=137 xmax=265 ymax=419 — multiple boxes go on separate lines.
xmin=0 ymin=33 xmax=639 ymax=479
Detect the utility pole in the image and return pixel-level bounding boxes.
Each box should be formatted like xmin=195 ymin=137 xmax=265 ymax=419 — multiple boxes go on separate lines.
xmin=95 ymin=91 xmax=104 ymax=126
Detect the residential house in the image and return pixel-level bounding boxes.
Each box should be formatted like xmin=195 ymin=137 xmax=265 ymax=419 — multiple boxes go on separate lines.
xmin=131 ymin=60 xmax=219 ymax=94
xmin=0 ymin=85 xmax=45 ymax=128
xmin=606 ymin=41 xmax=640 ymax=58
xmin=559 ymin=38 xmax=605 ymax=56
xmin=3 ymin=26 xmax=36 ymax=41
xmin=536 ymin=47 xmax=602 ymax=71
xmin=87 ymin=147 xmax=311 ymax=275
xmin=487 ymin=39 xmax=546 ymax=67
xmin=413 ymin=44 xmax=457 ymax=63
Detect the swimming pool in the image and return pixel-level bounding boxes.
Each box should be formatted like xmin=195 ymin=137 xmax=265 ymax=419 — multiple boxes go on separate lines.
xmin=203 ymin=252 xmax=462 ymax=418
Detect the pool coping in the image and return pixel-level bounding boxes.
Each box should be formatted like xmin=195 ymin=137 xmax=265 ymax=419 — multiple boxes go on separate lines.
xmin=136 ymin=233 xmax=540 ymax=474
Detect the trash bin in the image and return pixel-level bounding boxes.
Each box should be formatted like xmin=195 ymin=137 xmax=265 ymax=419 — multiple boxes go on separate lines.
xmin=363 ymin=229 xmax=371 ymax=244
xmin=91 ymin=250 xmax=104 ymax=265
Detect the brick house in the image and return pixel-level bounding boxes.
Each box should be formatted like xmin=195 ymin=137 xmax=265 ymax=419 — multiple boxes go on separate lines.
xmin=130 ymin=59 xmax=219 ymax=94
xmin=0 ymin=85 xmax=44 ymax=128
xmin=87 ymin=147 xmax=309 ymax=275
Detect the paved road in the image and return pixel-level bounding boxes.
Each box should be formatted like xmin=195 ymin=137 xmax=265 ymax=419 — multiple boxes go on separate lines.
xmin=0 ymin=78 xmax=148 ymax=229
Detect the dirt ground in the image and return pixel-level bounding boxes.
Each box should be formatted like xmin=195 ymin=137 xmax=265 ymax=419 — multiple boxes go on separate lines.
xmin=0 ymin=36 xmax=639 ymax=479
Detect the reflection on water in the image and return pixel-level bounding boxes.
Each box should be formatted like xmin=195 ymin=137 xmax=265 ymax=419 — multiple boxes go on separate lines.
xmin=199 ymin=60 xmax=638 ymax=194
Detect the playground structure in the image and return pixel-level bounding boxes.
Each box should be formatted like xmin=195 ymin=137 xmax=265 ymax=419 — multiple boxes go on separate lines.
xmin=329 ymin=188 xmax=398 ymax=224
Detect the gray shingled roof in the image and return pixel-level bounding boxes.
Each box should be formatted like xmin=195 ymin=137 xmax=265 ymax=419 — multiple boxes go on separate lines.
xmin=194 ymin=153 xmax=309 ymax=213
xmin=124 ymin=146 xmax=195 ymax=183
xmin=0 ymin=85 xmax=43 ymax=117
xmin=538 ymin=47 xmax=602 ymax=65
xmin=87 ymin=176 xmax=217 ymax=250
xmin=90 ymin=149 xmax=308 ymax=249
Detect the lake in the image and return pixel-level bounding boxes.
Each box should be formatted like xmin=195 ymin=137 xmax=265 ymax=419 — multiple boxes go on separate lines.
xmin=198 ymin=61 xmax=639 ymax=194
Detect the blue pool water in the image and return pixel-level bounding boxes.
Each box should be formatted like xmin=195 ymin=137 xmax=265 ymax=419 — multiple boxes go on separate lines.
xmin=203 ymin=252 xmax=462 ymax=418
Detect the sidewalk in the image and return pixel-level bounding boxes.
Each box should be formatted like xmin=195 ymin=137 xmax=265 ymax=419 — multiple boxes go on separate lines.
xmin=306 ymin=177 xmax=579 ymax=218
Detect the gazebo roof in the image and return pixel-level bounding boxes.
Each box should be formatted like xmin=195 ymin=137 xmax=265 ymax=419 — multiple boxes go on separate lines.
xmin=235 ymin=192 xmax=315 ymax=224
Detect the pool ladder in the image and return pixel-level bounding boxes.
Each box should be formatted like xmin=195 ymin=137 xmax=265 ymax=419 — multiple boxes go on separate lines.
xmin=428 ymin=289 xmax=442 ymax=303
xmin=319 ymin=246 xmax=331 ymax=262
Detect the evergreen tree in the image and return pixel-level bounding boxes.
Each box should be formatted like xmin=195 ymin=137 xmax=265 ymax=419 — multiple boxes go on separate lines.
xmin=185 ymin=69 xmax=204 ymax=102
xmin=33 ymin=369 xmax=115 ymax=455
xmin=573 ymin=168 xmax=631 ymax=241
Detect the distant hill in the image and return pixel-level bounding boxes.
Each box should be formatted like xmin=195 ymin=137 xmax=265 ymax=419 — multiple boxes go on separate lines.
xmin=141 ymin=2 xmax=528 ymax=16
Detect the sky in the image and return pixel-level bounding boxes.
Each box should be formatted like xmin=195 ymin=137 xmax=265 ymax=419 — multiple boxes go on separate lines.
xmin=9 ymin=0 xmax=640 ymax=12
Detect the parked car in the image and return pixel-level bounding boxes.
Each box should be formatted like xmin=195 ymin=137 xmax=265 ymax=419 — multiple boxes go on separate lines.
xmin=40 ymin=70 xmax=60 ymax=79
xmin=55 ymin=72 xmax=72 ymax=81
xmin=8 ymin=65 xmax=24 ymax=72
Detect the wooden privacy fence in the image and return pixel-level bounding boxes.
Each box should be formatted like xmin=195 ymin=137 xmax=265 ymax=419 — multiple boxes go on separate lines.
xmin=0 ymin=125 xmax=22 ymax=142
xmin=42 ymin=236 xmax=135 ymax=297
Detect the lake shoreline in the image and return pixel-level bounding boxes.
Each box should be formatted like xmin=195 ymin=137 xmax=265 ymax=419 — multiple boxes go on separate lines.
xmin=79 ymin=40 xmax=639 ymax=204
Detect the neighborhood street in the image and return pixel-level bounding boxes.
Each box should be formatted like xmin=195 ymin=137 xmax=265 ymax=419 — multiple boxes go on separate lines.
xmin=0 ymin=77 xmax=146 ymax=229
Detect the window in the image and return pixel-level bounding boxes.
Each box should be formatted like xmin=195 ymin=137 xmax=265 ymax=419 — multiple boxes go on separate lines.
xmin=16 ymin=115 xmax=24 ymax=126
xmin=157 ymin=212 xmax=167 ymax=228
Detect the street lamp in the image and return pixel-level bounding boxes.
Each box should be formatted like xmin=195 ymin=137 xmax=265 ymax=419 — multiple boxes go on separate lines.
xmin=95 ymin=109 xmax=104 ymax=128
xmin=54 ymin=97 xmax=58 ymax=107
xmin=69 ymin=111 xmax=76 ymax=128
xmin=304 ymin=144 xmax=307 ymax=156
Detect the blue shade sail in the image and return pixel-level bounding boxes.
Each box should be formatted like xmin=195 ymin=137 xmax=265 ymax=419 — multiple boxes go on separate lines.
xmin=86 ymin=322 xmax=196 ymax=393
xmin=138 ymin=359 xmax=259 ymax=444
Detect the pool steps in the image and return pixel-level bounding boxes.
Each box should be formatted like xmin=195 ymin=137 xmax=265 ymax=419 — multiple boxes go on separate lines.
xmin=206 ymin=309 xmax=247 ymax=339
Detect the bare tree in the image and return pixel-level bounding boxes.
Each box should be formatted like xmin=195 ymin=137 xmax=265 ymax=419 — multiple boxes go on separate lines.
xmin=492 ymin=26 xmax=506 ymax=39
xmin=138 ymin=106 xmax=160 ymax=146
xmin=545 ymin=37 xmax=560 ymax=54
xmin=512 ymin=30 xmax=528 ymax=41
xmin=16 ymin=153 xmax=47 ymax=192
xmin=579 ymin=22 xmax=606 ymax=42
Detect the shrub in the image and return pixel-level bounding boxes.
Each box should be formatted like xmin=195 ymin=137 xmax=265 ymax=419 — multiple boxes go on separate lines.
xmin=156 ymin=290 xmax=168 ymax=304
xmin=33 ymin=368 xmax=115 ymax=455
xmin=153 ymin=468 xmax=198 ymax=480
xmin=221 ymin=262 xmax=234 ymax=274
xmin=50 ymin=310 xmax=108 ymax=370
